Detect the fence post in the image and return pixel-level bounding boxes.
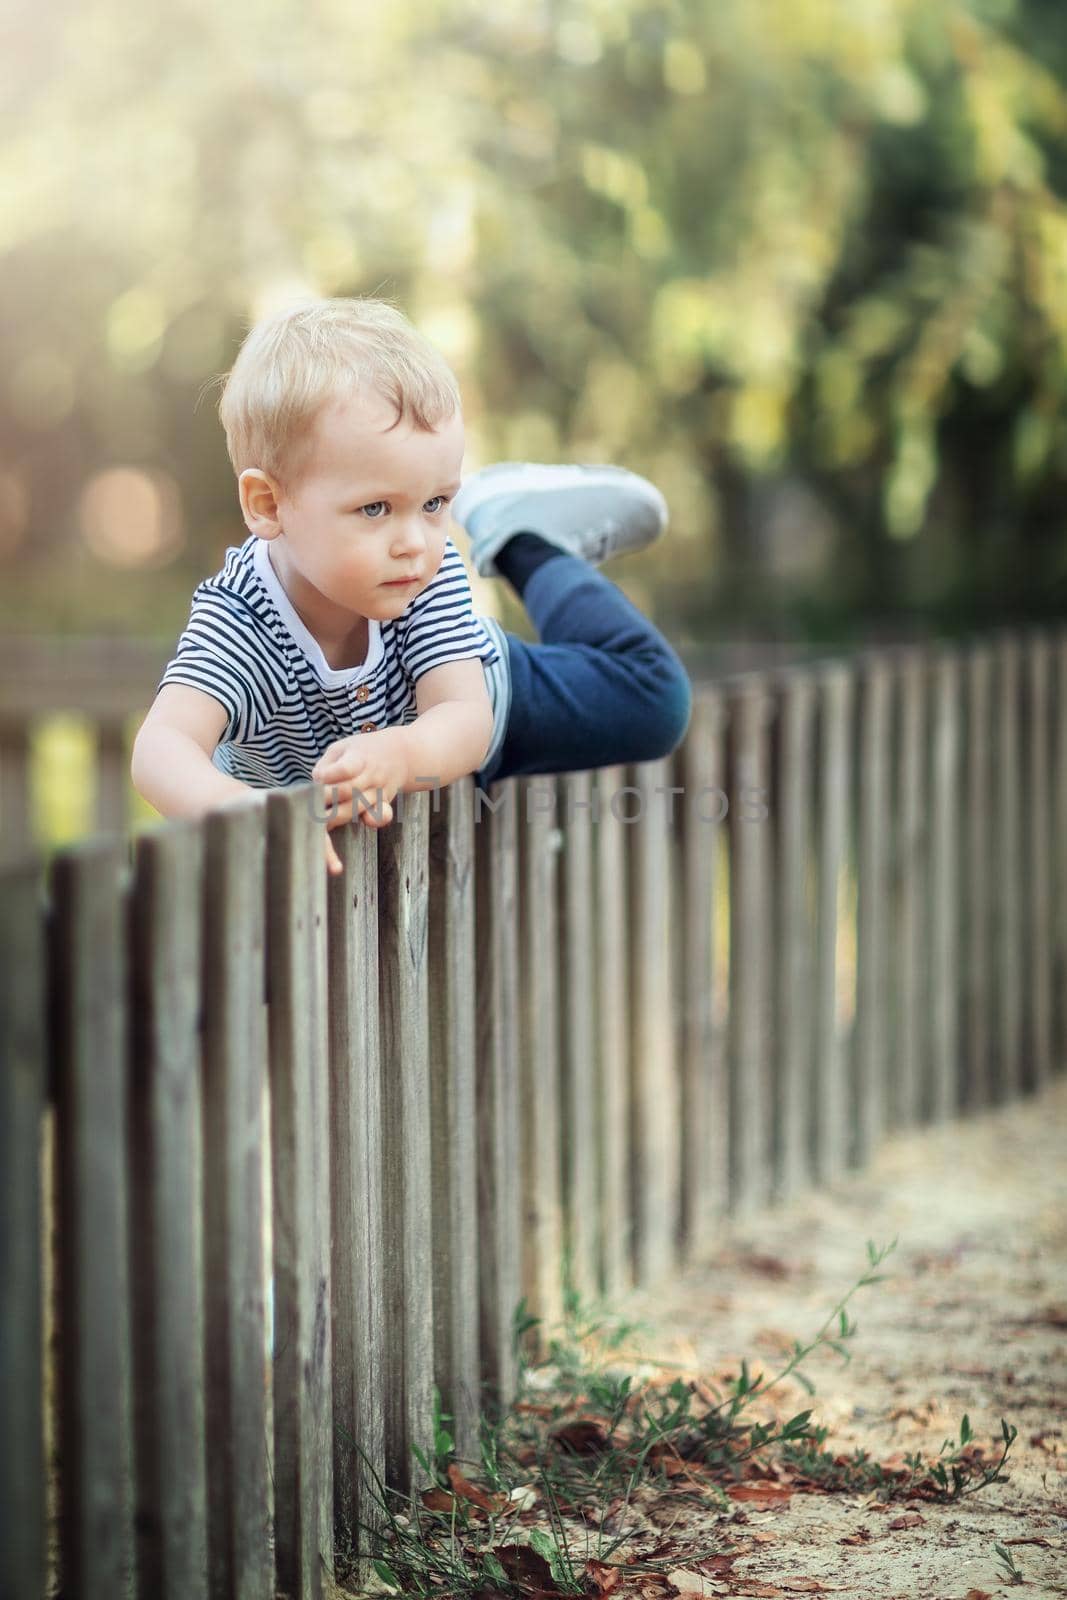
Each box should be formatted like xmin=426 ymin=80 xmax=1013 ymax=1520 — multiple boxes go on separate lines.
xmin=629 ymin=757 xmax=681 ymax=1280
xmin=474 ymin=780 xmax=522 ymax=1408
xmin=427 ymin=779 xmax=481 ymax=1464
xmin=52 ymin=839 xmax=135 ymax=1599
xmin=378 ymin=790 xmax=435 ymax=1495
xmin=0 ymin=861 xmax=47 ymax=1600
xmin=267 ymin=789 xmax=335 ymax=1599
xmin=200 ymin=806 xmax=273 ymax=1600
xmin=994 ymin=635 xmax=1023 ymax=1101
xmin=517 ymin=777 xmax=564 ymax=1340
xmin=813 ymin=666 xmax=851 ymax=1184
xmin=328 ymin=819 xmax=386 ymax=1568
xmin=557 ymin=771 xmax=598 ymax=1299
xmin=1055 ymin=630 xmax=1067 ymax=1073
xmin=929 ymin=654 xmax=962 ymax=1122
xmin=727 ymin=678 xmax=774 ymax=1214
xmin=595 ymin=765 xmax=632 ymax=1296
xmin=675 ymin=691 xmax=728 ymax=1257
xmin=129 ymin=825 xmax=209 ymax=1599
xmin=854 ymin=655 xmax=892 ymax=1162
xmin=773 ymin=672 xmax=817 ymax=1201
xmin=894 ymin=649 xmax=928 ymax=1129
xmin=963 ymin=647 xmax=993 ymax=1112
xmin=1024 ymin=635 xmax=1053 ymax=1094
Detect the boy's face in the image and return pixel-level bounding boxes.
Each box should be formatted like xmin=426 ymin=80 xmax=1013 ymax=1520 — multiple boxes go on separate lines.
xmin=243 ymin=388 xmax=465 ymax=633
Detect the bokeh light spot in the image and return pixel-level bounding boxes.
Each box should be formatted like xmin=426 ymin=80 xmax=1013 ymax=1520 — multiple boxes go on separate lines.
xmin=78 ymin=466 xmax=184 ymax=568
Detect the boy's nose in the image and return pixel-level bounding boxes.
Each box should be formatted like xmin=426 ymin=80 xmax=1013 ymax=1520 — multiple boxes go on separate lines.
xmin=391 ymin=517 xmax=427 ymax=556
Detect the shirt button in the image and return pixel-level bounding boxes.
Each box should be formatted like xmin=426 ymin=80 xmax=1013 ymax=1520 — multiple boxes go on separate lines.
xmin=360 ymin=721 xmax=377 ymax=733
xmin=355 ymin=684 xmax=370 ymax=704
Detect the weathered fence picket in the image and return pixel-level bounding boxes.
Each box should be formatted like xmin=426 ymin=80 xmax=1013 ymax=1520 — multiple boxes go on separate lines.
xmin=200 ymin=808 xmax=272 ymax=1600
xmin=129 ymin=826 xmax=209 ymax=1600
xmin=594 ymin=764 xmax=631 ymax=1297
xmin=473 ymin=780 xmax=521 ymax=1408
xmin=52 ymin=841 xmax=136 ymax=1600
xmin=628 ymin=756 xmax=679 ymax=1282
xmin=517 ymin=777 xmax=565 ymax=1336
xmin=557 ymin=771 xmax=598 ymax=1299
xmin=0 ymin=862 xmax=47 ymax=1600
xmin=2 ymin=626 xmax=1065 ymax=1600
xmin=674 ymin=690 xmax=728 ymax=1257
xmin=812 ymin=665 xmax=851 ymax=1182
xmin=377 ymin=791 xmax=435 ymax=1496
xmin=327 ymin=819 xmax=386 ymax=1565
xmin=427 ymin=778 xmax=481 ymax=1464
xmin=727 ymin=677 xmax=774 ymax=1213
xmin=266 ymin=791 xmax=334 ymax=1599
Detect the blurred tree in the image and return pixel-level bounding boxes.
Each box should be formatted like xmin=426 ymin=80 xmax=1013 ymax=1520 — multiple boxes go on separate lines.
xmin=0 ymin=0 xmax=1065 ymax=645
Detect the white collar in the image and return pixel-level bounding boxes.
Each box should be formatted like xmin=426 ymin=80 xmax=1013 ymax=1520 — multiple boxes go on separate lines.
xmin=252 ymin=537 xmax=383 ymax=689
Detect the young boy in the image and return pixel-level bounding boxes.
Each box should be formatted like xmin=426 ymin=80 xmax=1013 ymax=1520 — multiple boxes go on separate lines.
xmin=131 ymin=297 xmax=693 ymax=873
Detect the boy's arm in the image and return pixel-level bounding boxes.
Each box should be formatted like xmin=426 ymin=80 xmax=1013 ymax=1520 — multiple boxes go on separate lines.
xmin=311 ymin=658 xmax=494 ymax=808
xmin=404 ymin=657 xmax=495 ymax=790
xmin=131 ymin=684 xmax=263 ymax=818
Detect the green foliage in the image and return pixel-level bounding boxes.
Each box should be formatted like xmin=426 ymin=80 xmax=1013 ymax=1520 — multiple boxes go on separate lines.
xmin=3 ymin=0 xmax=1066 ymax=637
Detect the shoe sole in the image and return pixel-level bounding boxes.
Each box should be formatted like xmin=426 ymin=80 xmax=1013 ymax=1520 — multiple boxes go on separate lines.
xmin=452 ymin=462 xmax=668 ymax=538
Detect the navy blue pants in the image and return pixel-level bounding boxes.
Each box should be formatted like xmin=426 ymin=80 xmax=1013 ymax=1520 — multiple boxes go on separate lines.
xmin=477 ymin=554 xmax=692 ymax=786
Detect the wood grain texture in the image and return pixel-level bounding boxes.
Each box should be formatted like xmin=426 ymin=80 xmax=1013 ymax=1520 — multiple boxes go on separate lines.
xmin=674 ymin=693 xmax=728 ymax=1257
xmin=328 ymin=818 xmax=386 ymax=1570
xmin=727 ymin=680 xmax=775 ymax=1215
xmin=557 ymin=771 xmax=597 ymax=1299
xmin=929 ymin=654 xmax=962 ymax=1122
xmin=812 ymin=667 xmax=851 ymax=1185
xmin=1024 ymin=636 xmax=1053 ymax=1093
xmin=896 ymin=651 xmax=929 ymax=1129
xmin=994 ymin=636 xmax=1023 ymax=1102
xmin=129 ymin=825 xmax=209 ymax=1600
xmin=378 ymin=791 xmax=435 ymax=1493
xmin=594 ymin=765 xmax=631 ymax=1297
xmin=773 ymin=673 xmax=817 ymax=1202
xmin=267 ymin=788 xmax=334 ymax=1600
xmin=517 ymin=777 xmax=564 ymax=1341
xmin=200 ymin=805 xmax=273 ymax=1600
xmin=963 ymin=648 xmax=992 ymax=1112
xmin=854 ymin=656 xmax=891 ymax=1162
xmin=627 ymin=759 xmax=679 ymax=1283
xmin=0 ymin=860 xmax=47 ymax=1600
xmin=427 ymin=779 xmax=481 ymax=1463
xmin=474 ymin=780 xmax=521 ymax=1409
xmin=51 ymin=838 xmax=135 ymax=1600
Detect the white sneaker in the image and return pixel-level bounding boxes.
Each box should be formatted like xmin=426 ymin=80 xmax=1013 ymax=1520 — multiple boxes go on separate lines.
xmin=451 ymin=462 xmax=669 ymax=579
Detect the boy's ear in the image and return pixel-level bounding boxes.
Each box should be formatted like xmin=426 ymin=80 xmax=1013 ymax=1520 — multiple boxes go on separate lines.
xmin=238 ymin=468 xmax=283 ymax=538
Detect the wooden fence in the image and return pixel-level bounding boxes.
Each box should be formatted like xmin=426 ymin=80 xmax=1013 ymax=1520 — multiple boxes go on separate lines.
xmin=2 ymin=626 xmax=1066 ymax=1600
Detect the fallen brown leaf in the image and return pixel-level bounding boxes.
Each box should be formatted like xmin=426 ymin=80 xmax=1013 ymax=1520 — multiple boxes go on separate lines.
xmin=887 ymin=1512 xmax=925 ymax=1530
xmin=840 ymin=1527 xmax=873 ymax=1545
xmin=585 ymin=1559 xmax=622 ymax=1594
xmin=495 ymin=1543 xmax=558 ymax=1593
xmin=551 ymin=1418 xmax=612 ymax=1454
xmin=726 ymin=1483 xmax=794 ymax=1505
xmin=447 ymin=1463 xmax=507 ymax=1514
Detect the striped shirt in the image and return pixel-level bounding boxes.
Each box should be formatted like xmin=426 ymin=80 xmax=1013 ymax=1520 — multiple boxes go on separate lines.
xmin=157 ymin=532 xmax=512 ymax=788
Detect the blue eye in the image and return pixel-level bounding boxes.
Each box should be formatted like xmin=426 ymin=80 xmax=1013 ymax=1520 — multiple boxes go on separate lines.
xmin=424 ymin=496 xmax=447 ymax=514
xmin=360 ymin=501 xmax=388 ymax=518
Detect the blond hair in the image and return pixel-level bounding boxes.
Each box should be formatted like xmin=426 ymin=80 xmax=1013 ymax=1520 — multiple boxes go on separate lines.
xmin=216 ymin=296 xmax=461 ymax=489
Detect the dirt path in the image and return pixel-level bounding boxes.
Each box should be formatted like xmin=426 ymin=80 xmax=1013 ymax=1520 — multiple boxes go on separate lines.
xmin=611 ymin=1075 xmax=1067 ymax=1599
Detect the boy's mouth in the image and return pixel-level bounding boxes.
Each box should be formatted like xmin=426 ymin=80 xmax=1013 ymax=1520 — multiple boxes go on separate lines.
xmin=382 ymin=576 xmax=419 ymax=587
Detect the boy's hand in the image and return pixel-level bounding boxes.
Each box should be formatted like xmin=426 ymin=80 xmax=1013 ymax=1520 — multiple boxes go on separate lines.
xmin=312 ymin=729 xmax=411 ymax=871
